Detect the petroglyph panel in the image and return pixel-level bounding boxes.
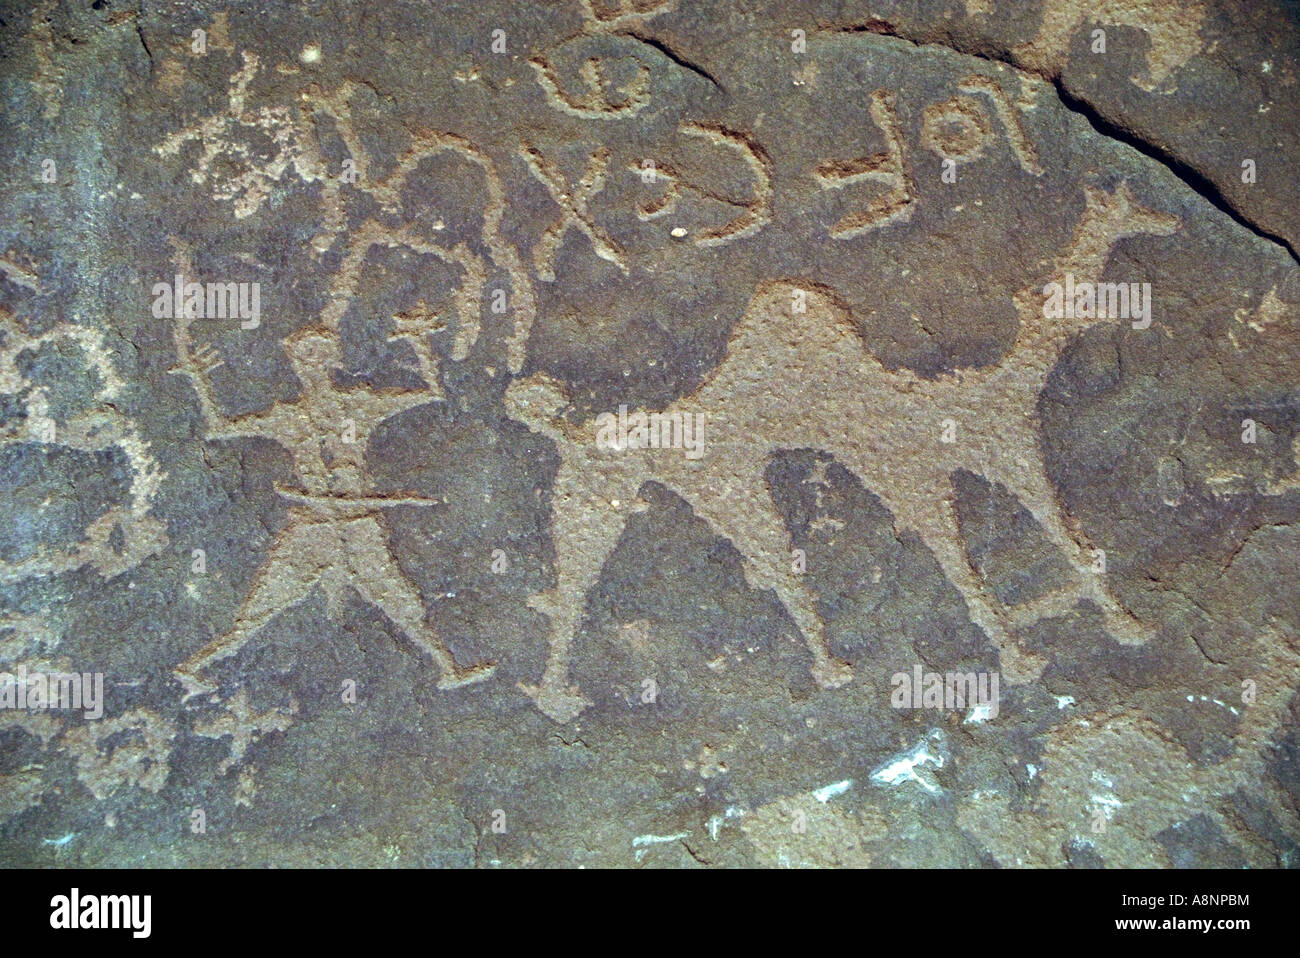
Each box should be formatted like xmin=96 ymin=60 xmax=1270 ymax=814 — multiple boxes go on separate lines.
xmin=0 ymin=0 xmax=1297 ymax=869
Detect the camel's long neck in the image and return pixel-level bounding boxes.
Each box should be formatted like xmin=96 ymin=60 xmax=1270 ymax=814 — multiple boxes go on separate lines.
xmin=682 ymin=187 xmax=1178 ymax=420
xmin=1004 ymin=184 xmax=1179 ymax=368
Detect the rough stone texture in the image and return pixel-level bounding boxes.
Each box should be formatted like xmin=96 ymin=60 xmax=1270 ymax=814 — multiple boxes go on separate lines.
xmin=0 ymin=0 xmax=1296 ymax=868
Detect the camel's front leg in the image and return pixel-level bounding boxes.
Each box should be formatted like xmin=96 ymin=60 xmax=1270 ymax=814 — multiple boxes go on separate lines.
xmin=993 ymin=444 xmax=1155 ymax=647
xmin=878 ymin=475 xmax=1049 ymax=685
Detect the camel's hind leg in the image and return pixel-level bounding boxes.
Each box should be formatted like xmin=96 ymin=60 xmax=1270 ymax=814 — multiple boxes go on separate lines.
xmin=522 ymin=460 xmax=644 ymax=722
xmin=673 ymin=458 xmax=853 ymax=690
